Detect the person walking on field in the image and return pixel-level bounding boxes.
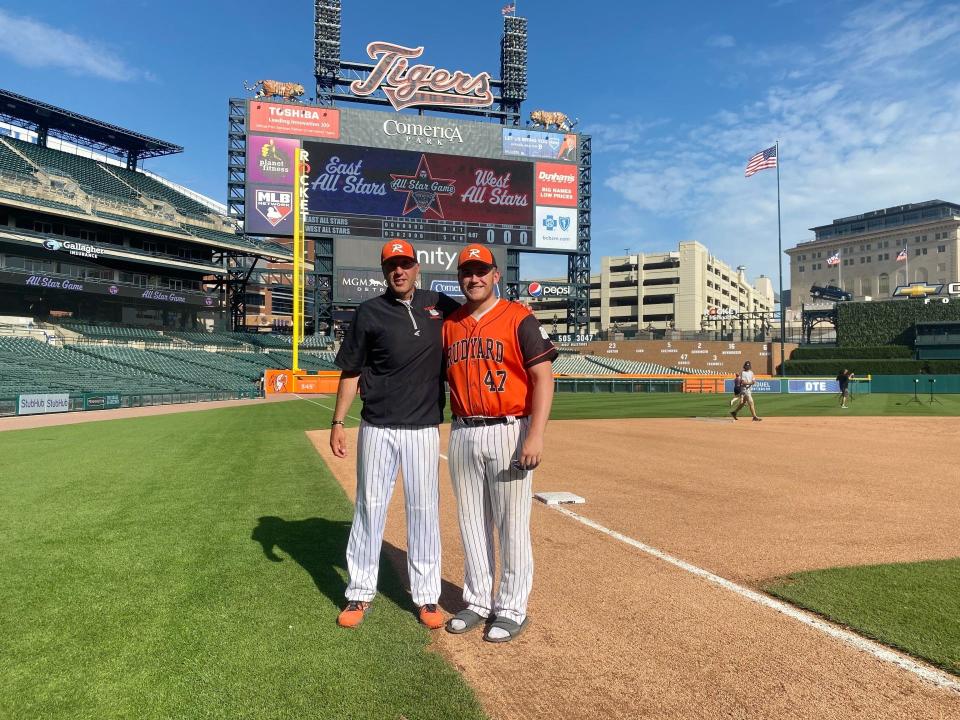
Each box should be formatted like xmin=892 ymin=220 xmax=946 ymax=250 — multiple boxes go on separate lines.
xmin=730 ymin=371 xmax=743 ymax=407
xmin=442 ymin=244 xmax=558 ymax=643
xmin=837 ymin=368 xmax=855 ymax=408
xmin=730 ymin=360 xmax=762 ymax=421
xmin=329 ymin=239 xmax=459 ymax=630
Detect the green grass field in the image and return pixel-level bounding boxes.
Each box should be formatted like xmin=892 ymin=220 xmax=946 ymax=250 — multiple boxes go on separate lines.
xmin=3 ymin=393 xmax=959 ymax=719
xmin=0 ymin=402 xmax=485 ymax=720
xmin=766 ymin=560 xmax=960 ymax=676
xmin=546 ymin=391 xmax=960 ymax=419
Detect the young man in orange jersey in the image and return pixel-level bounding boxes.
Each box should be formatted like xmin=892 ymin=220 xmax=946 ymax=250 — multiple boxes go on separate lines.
xmin=441 ymin=244 xmax=557 ymax=643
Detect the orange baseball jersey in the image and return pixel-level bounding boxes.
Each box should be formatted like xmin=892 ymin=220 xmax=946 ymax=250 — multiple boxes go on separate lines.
xmin=443 ymin=300 xmax=558 ymax=417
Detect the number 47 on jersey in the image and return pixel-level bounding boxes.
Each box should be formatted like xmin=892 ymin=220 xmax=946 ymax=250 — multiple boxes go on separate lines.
xmin=484 ymin=370 xmax=507 ymax=392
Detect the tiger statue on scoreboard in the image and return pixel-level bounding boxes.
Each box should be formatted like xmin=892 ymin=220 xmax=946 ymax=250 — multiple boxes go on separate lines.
xmin=243 ymin=79 xmax=306 ymax=101
xmin=529 ymin=110 xmax=578 ymax=132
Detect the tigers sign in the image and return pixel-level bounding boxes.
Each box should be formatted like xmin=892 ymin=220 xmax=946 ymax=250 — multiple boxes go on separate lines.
xmin=350 ymin=42 xmax=494 ymax=111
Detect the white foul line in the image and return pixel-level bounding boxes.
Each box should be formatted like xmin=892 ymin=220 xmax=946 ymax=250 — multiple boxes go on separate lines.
xmin=294 ymin=394 xmax=450 ymax=459
xmin=551 ymin=505 xmax=960 ymax=695
xmin=293 ymin=394 xmax=361 ymax=422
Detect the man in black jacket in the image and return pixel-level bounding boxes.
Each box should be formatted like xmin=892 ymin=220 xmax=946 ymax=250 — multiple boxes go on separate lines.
xmin=329 ymin=239 xmax=459 ymax=630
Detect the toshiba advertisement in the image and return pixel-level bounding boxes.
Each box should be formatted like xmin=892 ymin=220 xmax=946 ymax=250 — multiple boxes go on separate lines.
xmin=247 ymin=101 xmax=340 ymax=138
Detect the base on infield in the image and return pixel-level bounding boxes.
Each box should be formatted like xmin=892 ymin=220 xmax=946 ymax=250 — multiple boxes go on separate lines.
xmin=535 ymin=491 xmax=586 ymax=505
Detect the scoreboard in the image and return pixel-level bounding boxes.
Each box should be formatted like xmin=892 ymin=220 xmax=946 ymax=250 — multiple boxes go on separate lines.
xmin=242 ymin=101 xmax=579 ymax=253
xmin=307 ymin=215 xmax=534 ymax=247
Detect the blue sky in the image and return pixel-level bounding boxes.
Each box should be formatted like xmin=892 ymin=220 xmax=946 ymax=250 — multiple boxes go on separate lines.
xmin=2 ymin=0 xmax=960 ymax=287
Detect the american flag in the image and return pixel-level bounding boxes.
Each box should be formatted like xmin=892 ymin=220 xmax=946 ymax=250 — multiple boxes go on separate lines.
xmin=502 ymin=2 xmax=516 ymax=15
xmin=896 ymin=248 xmax=908 ymax=262
xmin=826 ymin=252 xmax=840 ymax=266
xmin=745 ymin=145 xmax=777 ymax=177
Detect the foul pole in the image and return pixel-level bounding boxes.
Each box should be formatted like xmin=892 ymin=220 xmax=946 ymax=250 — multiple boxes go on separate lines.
xmin=292 ymin=151 xmax=303 ymax=372
xmin=776 ymin=140 xmax=785 ymax=375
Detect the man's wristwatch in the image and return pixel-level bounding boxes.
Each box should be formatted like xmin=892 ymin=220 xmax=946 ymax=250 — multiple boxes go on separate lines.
xmin=331 ymin=420 xmax=345 ymax=426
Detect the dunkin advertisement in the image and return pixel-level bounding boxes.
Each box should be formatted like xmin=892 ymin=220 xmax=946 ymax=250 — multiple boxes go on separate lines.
xmin=246 ymin=141 xmax=534 ymax=236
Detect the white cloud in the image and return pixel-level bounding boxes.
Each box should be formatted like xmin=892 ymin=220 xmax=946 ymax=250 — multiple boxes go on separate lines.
xmin=707 ymin=34 xmax=736 ymax=48
xmin=598 ymin=0 xmax=960 ymax=285
xmin=0 ymin=10 xmax=142 ymax=81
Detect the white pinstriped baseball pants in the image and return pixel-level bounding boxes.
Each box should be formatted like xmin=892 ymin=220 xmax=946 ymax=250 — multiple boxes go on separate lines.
xmin=345 ymin=421 xmax=441 ymax=606
xmin=448 ymin=416 xmax=533 ymax=624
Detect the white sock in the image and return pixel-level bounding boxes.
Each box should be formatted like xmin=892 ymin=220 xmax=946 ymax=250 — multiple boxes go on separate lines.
xmin=486 ymin=626 xmax=509 ymax=640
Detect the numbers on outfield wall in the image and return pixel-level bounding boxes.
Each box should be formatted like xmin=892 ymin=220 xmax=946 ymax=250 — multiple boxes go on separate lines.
xmin=728 ymin=343 xmax=736 ymax=350
xmin=680 ymin=353 xmax=688 ymax=361
xmin=486 ymin=229 xmax=495 ymax=244
xmin=503 ymin=230 xmax=512 ymax=245
xmin=520 ymin=231 xmax=529 ymax=245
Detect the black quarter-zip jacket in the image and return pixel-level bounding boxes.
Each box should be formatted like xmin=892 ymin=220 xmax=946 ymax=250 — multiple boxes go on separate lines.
xmin=335 ymin=288 xmax=460 ymax=425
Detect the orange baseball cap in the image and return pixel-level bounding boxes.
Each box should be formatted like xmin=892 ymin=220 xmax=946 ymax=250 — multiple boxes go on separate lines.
xmin=380 ymin=239 xmax=416 ymax=263
xmin=457 ymin=244 xmax=496 ymax=269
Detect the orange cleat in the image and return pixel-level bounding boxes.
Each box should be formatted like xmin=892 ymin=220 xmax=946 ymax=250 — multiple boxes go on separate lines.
xmin=337 ymin=600 xmax=371 ymax=628
xmin=418 ymin=604 xmax=444 ymax=630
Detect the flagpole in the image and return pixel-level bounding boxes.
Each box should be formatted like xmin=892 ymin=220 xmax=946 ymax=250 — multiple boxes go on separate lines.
xmin=776 ymin=140 xmax=785 ymax=375
xmin=838 ymin=248 xmax=842 ymax=290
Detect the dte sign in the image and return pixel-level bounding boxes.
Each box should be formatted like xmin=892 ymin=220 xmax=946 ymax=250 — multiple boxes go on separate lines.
xmin=787 ymin=379 xmax=840 ymax=394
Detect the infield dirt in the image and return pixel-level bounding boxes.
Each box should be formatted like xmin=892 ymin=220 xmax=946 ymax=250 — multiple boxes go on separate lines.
xmin=309 ymin=416 xmax=960 ymax=720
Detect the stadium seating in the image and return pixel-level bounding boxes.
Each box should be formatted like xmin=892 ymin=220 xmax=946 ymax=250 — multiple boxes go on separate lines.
xmin=167 ymin=330 xmax=250 ymax=348
xmin=553 ymin=355 xmax=619 ymax=375
xmin=585 ymin=356 xmax=684 ymax=375
xmin=6 ymin=137 xmax=140 ymax=204
xmin=93 ymin=211 xmax=191 ymax=236
xmin=60 ymin=322 xmax=172 ymax=343
xmin=266 ymin=350 xmax=339 ymax=372
xmin=181 ymin=224 xmax=291 ymax=256
xmin=105 ymin=165 xmax=213 ymax=217
xmin=0 ymin=140 xmax=37 ymax=177
xmin=0 ymin=188 xmax=87 ymax=215
xmin=73 ymin=346 xmax=249 ymax=392
xmin=0 ymin=337 xmax=189 ymax=395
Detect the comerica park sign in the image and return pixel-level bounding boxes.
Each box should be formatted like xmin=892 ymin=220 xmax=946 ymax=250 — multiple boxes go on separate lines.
xmin=350 ymin=42 xmax=494 ymax=111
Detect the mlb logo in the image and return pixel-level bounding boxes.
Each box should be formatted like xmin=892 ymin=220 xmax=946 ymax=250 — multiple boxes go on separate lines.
xmin=559 ymin=216 xmax=571 ymax=231
xmin=255 ymin=190 xmax=293 ymax=227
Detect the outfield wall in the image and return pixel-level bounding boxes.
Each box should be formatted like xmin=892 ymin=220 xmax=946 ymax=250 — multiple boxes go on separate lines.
xmin=573 ymin=340 xmax=797 ymax=374
xmin=870 ymin=374 xmax=960 ymax=393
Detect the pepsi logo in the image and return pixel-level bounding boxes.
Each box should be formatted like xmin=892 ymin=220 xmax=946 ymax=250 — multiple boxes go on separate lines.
xmin=526 ymin=282 xmax=570 ymax=298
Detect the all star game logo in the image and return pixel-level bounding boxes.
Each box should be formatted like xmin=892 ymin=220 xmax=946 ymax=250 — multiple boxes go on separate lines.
xmin=892 ymin=282 xmax=943 ymax=298
xmin=390 ymin=155 xmax=456 ymax=218
xmin=255 ymin=189 xmax=293 ymax=227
